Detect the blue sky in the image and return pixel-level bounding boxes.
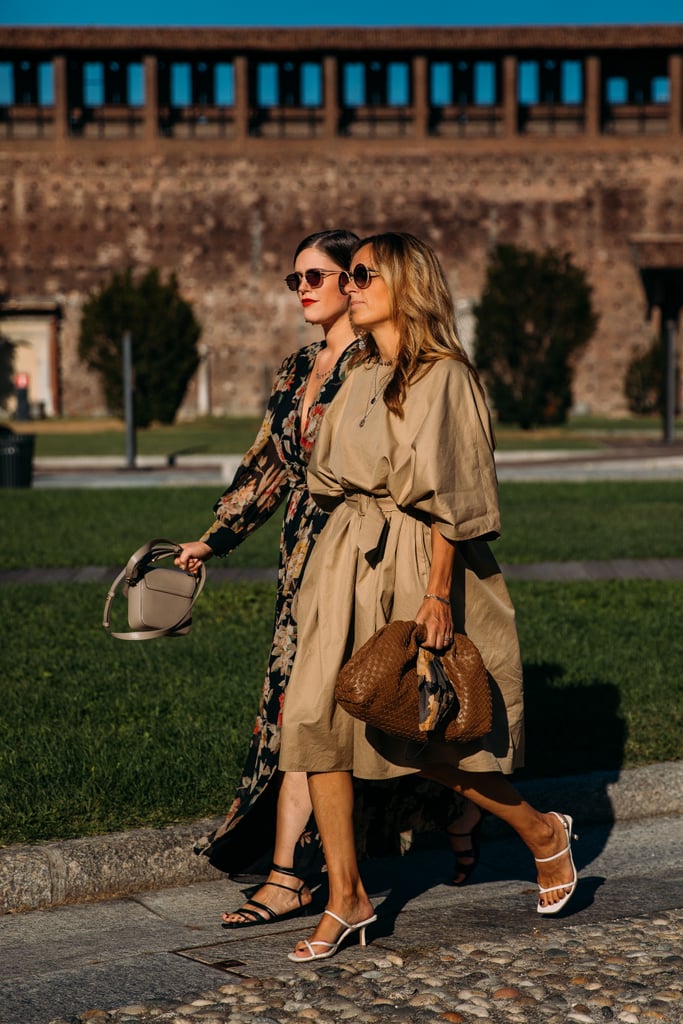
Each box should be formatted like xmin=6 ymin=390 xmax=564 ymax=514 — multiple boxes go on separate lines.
xmin=1 ymin=0 xmax=682 ymax=26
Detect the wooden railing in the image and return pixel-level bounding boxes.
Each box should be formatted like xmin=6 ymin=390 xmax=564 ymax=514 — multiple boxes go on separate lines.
xmin=517 ymin=103 xmax=586 ymax=135
xmin=68 ymin=105 xmax=145 ymax=139
xmin=247 ymin=105 xmax=324 ymax=138
xmin=0 ymin=104 xmax=53 ymax=138
xmin=603 ymin=102 xmax=670 ymax=136
xmin=158 ymin=105 xmax=237 ymax=139
xmin=338 ymin=105 xmax=412 ymax=138
xmin=429 ymin=104 xmax=504 ymax=138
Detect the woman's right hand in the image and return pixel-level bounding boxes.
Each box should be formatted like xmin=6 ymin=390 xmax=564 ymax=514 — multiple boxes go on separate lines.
xmin=175 ymin=541 xmax=213 ymax=576
xmin=415 ymin=594 xmax=454 ymax=652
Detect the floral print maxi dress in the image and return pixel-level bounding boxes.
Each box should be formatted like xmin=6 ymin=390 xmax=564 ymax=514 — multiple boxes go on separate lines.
xmin=194 ymin=339 xmax=345 ymax=875
xmin=196 ymin=340 xmax=463 ymax=879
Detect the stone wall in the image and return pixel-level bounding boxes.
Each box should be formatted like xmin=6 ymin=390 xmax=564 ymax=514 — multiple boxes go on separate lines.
xmin=1 ymin=143 xmax=681 ymax=418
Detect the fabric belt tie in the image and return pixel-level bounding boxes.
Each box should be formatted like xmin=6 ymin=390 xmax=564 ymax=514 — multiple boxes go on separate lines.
xmin=344 ymin=492 xmax=399 ymax=564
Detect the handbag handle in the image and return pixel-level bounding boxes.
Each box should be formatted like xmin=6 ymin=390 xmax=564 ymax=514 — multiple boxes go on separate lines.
xmin=414 ymin=622 xmax=428 ymax=645
xmin=103 ymin=537 xmax=207 ymax=640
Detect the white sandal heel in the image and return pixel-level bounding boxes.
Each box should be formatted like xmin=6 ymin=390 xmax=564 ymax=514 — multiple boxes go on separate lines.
xmin=288 ymin=908 xmax=378 ymax=962
xmin=535 ymin=811 xmax=578 ymax=916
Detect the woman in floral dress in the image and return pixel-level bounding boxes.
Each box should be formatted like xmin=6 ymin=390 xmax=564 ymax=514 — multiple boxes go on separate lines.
xmin=178 ymin=230 xmax=466 ymax=928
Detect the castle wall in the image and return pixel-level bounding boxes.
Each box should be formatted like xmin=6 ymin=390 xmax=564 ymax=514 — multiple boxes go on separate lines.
xmin=1 ymin=25 xmax=682 ymax=421
xmin=1 ymin=145 xmax=680 ymax=418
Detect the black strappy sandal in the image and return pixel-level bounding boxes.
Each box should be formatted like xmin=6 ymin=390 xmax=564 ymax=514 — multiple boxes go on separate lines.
xmin=446 ymin=810 xmax=484 ymax=887
xmin=221 ymin=863 xmax=312 ymax=929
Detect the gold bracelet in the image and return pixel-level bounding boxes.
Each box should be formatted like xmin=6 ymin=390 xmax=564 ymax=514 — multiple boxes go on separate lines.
xmin=424 ymin=592 xmax=450 ymax=607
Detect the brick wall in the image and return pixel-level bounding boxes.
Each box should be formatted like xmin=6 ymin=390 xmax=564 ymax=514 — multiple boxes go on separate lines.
xmin=1 ymin=145 xmax=681 ymax=418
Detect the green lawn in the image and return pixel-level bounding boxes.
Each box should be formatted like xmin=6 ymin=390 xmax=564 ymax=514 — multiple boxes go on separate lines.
xmin=511 ymin=580 xmax=682 ymax=775
xmin=22 ymin=413 xmax=681 ymax=458
xmin=0 ymin=487 xmax=282 ymax=571
xmin=1 ymin=481 xmax=681 ymax=570
xmin=0 ymin=583 xmax=275 ymax=846
xmin=497 ymin=481 xmax=683 ymax=562
xmin=30 ymin=417 xmax=263 ymax=458
xmin=1 ymin=479 xmax=681 ymax=847
xmin=0 ymin=578 xmax=680 ymax=847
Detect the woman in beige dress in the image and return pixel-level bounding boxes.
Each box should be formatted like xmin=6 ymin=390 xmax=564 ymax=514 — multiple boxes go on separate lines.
xmin=279 ymin=231 xmax=579 ymax=962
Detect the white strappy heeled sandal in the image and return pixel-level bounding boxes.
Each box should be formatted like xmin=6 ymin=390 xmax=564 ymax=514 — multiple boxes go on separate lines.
xmin=535 ymin=811 xmax=578 ymax=916
xmin=288 ymin=908 xmax=378 ymax=962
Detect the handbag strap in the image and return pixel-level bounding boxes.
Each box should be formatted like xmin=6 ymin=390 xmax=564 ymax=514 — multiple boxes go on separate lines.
xmin=102 ymin=537 xmax=207 ymax=640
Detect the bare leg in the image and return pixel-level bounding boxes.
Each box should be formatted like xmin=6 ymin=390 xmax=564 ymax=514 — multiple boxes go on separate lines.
xmin=422 ymin=766 xmax=576 ymax=911
xmin=289 ymin=771 xmax=375 ymax=959
xmin=273 ymin=770 xmax=314 ymax=865
xmin=222 ymin=771 xmax=314 ymax=925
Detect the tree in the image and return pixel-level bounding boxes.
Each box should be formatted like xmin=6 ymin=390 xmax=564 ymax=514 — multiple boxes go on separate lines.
xmin=473 ymin=245 xmax=598 ymax=429
xmin=79 ymin=268 xmax=201 ymax=427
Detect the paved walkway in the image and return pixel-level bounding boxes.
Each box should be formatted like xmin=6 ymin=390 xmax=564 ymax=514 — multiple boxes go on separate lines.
xmin=26 ymin=441 xmax=683 ymax=488
xmin=3 ymin=807 xmax=683 ymax=1024
xmin=2 ymin=560 xmax=683 ymax=588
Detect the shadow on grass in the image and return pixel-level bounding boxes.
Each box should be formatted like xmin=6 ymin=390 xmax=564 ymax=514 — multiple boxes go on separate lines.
xmin=518 ymin=661 xmax=628 ymax=782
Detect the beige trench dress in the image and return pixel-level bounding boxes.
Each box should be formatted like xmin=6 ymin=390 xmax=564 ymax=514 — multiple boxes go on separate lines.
xmin=279 ymin=357 xmax=525 ymax=780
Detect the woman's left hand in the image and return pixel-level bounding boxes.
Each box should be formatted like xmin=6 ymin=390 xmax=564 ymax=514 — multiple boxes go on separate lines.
xmin=415 ymin=595 xmax=454 ymax=651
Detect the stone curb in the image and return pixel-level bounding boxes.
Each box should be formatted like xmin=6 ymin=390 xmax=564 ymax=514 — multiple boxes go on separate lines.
xmin=2 ymin=761 xmax=682 ymax=916
xmin=0 ymin=817 xmax=224 ymax=916
xmin=514 ymin=759 xmax=683 ymax=832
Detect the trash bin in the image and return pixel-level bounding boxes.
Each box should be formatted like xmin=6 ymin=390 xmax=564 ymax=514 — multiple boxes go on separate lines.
xmin=0 ymin=433 xmax=35 ymax=488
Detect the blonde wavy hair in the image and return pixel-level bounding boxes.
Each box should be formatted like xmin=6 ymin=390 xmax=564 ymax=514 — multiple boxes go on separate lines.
xmin=350 ymin=232 xmax=481 ymax=416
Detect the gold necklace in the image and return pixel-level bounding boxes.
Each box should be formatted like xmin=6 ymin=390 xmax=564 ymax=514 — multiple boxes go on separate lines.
xmin=313 ymin=339 xmax=358 ymax=382
xmin=359 ymin=361 xmax=393 ymax=428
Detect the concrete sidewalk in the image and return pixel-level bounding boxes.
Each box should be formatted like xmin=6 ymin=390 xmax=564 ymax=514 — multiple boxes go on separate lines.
xmin=27 ymin=441 xmax=683 ymax=488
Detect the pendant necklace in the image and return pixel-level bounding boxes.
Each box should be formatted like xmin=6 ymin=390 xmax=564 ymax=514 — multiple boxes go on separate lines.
xmin=359 ymin=359 xmax=393 ymax=428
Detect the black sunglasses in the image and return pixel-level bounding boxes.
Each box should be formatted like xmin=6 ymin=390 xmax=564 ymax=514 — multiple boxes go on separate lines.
xmin=338 ymin=264 xmax=382 ymax=294
xmin=284 ymin=268 xmax=340 ymax=291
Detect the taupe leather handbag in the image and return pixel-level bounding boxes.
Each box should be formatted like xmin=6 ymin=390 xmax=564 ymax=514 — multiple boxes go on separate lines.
xmin=335 ymin=619 xmax=492 ymax=744
xmin=103 ymin=538 xmax=206 ymax=640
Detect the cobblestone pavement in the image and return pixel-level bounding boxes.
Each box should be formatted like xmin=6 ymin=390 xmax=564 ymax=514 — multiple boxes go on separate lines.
xmin=48 ymin=909 xmax=683 ymax=1024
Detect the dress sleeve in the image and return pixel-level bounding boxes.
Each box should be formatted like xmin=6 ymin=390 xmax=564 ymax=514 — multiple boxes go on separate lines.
xmin=200 ymin=354 xmax=297 ymax=557
xmin=389 ymin=360 xmax=502 ymax=543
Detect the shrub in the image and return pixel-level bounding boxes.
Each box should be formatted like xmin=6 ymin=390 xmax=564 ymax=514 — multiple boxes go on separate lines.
xmin=623 ymin=335 xmax=681 ymax=416
xmin=79 ymin=268 xmax=201 ymax=427
xmin=624 ymin=337 xmax=662 ymax=416
xmin=473 ymin=245 xmax=598 ymax=429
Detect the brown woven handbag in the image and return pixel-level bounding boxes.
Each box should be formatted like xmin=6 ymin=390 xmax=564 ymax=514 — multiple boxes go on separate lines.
xmin=335 ymin=620 xmax=492 ymax=744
